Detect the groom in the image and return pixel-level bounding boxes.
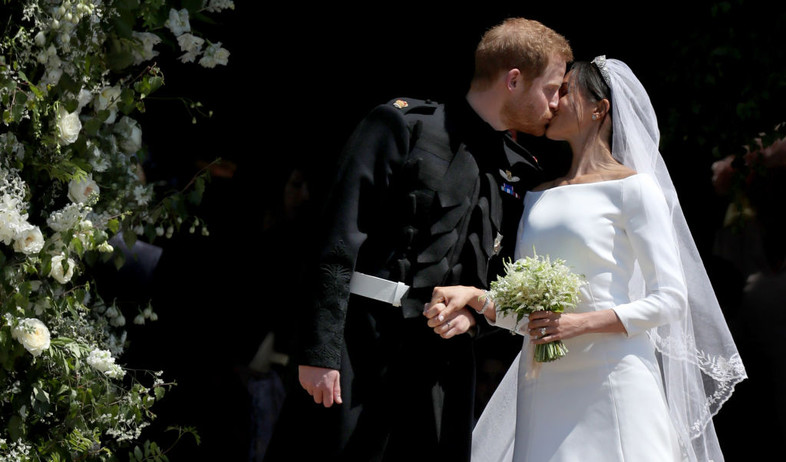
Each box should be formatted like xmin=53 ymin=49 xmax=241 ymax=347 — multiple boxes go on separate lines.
xmin=264 ymin=17 xmax=572 ymax=462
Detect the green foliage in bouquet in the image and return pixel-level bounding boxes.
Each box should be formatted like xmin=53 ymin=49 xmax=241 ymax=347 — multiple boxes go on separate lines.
xmin=485 ymin=250 xmax=585 ymax=362
xmin=0 ymin=0 xmax=232 ymax=460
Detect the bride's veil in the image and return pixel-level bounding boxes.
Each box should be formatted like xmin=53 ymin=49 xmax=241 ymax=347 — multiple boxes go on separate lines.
xmin=605 ymin=56 xmax=745 ymax=462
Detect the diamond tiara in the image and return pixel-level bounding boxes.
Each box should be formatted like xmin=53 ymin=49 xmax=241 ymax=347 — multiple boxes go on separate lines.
xmin=591 ymin=55 xmax=611 ymax=87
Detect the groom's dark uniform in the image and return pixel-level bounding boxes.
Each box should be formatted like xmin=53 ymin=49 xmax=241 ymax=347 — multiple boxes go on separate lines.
xmin=264 ymin=96 xmax=559 ymax=461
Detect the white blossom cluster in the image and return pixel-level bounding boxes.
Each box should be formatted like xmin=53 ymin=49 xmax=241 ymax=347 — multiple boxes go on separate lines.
xmin=133 ymin=305 xmax=158 ymax=325
xmin=0 ymin=168 xmax=45 ymax=256
xmin=1 ymin=0 xmax=230 ymax=456
xmin=86 ymin=348 xmax=125 ymax=379
xmin=0 ymin=438 xmax=34 ymax=461
xmin=165 ymin=5 xmax=231 ymax=66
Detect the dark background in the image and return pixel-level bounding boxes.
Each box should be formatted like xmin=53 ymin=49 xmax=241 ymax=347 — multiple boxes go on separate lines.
xmin=118 ymin=1 xmax=785 ymax=460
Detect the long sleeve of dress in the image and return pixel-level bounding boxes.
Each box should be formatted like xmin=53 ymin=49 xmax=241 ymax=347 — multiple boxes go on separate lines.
xmin=611 ymin=174 xmax=687 ymax=337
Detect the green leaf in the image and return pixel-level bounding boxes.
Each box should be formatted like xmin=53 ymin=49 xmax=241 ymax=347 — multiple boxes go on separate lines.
xmin=10 ymin=90 xmax=27 ymax=122
xmin=113 ymin=250 xmax=126 ymax=271
xmin=134 ymin=74 xmax=164 ymax=99
xmin=123 ymin=230 xmax=137 ymax=250
xmin=187 ymin=177 xmax=205 ymax=204
xmin=119 ymin=87 xmax=137 ymax=115
xmin=7 ymin=414 xmax=23 ymax=441
xmin=34 ymin=385 xmax=50 ymax=404
xmin=108 ymin=219 xmax=120 ymax=234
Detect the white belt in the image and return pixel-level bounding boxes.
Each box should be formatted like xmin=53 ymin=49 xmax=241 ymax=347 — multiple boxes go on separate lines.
xmin=349 ymin=272 xmax=410 ymax=307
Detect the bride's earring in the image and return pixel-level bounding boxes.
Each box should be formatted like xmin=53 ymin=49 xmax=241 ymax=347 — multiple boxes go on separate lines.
xmin=592 ymin=114 xmax=598 ymax=120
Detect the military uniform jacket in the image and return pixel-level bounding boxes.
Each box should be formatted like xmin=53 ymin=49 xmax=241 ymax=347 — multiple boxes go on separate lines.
xmin=297 ymin=97 xmax=545 ymax=370
xmin=271 ymin=96 xmax=550 ymax=461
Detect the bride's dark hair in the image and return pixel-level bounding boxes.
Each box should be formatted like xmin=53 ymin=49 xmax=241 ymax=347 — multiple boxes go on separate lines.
xmin=570 ymin=61 xmax=611 ymax=106
xmin=569 ymin=61 xmax=613 ymax=147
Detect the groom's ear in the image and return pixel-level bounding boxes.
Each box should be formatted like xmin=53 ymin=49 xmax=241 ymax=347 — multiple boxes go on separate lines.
xmin=506 ymin=68 xmax=522 ymax=91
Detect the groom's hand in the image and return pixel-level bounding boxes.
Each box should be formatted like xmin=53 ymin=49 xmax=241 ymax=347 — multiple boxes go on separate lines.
xmin=423 ymin=286 xmax=479 ymax=338
xmin=299 ymin=365 xmax=342 ymax=407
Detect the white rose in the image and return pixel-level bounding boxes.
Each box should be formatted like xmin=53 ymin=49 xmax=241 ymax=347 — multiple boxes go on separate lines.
xmin=49 ymin=254 xmax=76 ymax=284
xmin=165 ymin=8 xmax=191 ymax=37
xmin=67 ymin=174 xmax=100 ymax=204
xmin=12 ymin=318 xmax=51 ymax=357
xmin=13 ymin=224 xmax=44 ymax=255
xmin=114 ymin=116 xmax=142 ymax=154
xmin=56 ymin=106 xmax=82 ymax=145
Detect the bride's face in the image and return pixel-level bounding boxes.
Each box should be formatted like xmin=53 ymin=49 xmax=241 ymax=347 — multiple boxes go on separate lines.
xmin=545 ymin=72 xmax=594 ymax=141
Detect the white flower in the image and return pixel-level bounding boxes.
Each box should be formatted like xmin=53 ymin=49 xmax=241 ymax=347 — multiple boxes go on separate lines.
xmin=86 ymin=348 xmax=125 ymax=379
xmin=56 ymin=106 xmax=82 ymax=145
xmin=76 ymin=88 xmax=93 ymax=111
xmin=12 ymin=318 xmax=51 ymax=357
xmin=114 ymin=116 xmax=143 ymax=154
xmin=165 ymin=8 xmax=191 ymax=37
xmin=0 ymin=208 xmax=25 ymax=245
xmin=40 ymin=45 xmax=64 ymax=86
xmin=131 ymin=31 xmax=161 ymax=65
xmin=198 ymin=42 xmax=229 ymax=68
xmin=110 ymin=314 xmax=125 ymax=327
xmin=13 ymin=224 xmax=44 ymax=255
xmin=87 ymin=143 xmax=110 ymax=172
xmin=47 ymin=202 xmax=89 ymax=232
xmin=176 ymin=33 xmax=204 ymax=63
xmin=67 ymin=174 xmax=100 ymax=204
xmin=0 ymin=132 xmax=26 ymax=161
xmin=133 ymin=184 xmax=151 ymax=205
xmin=94 ymin=85 xmax=122 ymax=124
xmin=204 ymin=0 xmax=235 ymax=12
xmin=49 ymin=254 xmax=76 ymax=284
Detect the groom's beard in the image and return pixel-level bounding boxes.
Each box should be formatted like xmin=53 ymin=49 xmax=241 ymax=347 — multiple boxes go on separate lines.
xmin=502 ymin=97 xmax=549 ymax=137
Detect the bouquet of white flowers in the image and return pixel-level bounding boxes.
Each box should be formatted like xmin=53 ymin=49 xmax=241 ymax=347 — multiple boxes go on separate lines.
xmin=484 ymin=251 xmax=585 ymax=362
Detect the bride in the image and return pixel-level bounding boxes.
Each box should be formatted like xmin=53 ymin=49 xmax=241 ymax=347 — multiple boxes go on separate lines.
xmin=423 ymin=57 xmax=746 ymax=461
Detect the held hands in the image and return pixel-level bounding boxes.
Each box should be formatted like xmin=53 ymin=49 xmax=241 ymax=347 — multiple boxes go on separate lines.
xmin=423 ymin=285 xmax=485 ymax=338
xmin=298 ymin=365 xmax=342 ymax=407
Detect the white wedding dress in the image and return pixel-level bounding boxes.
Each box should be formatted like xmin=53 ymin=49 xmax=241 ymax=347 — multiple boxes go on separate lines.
xmin=473 ymin=174 xmax=687 ymax=462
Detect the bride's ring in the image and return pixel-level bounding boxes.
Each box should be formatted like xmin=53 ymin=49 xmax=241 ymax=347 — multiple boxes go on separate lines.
xmin=446 ymin=321 xmax=451 ymax=329
xmin=539 ymin=327 xmax=547 ymax=337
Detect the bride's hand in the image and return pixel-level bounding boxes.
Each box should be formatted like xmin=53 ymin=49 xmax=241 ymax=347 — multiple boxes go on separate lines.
xmin=527 ymin=309 xmax=626 ymax=343
xmin=526 ymin=311 xmax=583 ymax=343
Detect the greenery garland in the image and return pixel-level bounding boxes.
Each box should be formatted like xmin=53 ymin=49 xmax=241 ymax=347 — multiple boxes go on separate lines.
xmin=0 ymin=1 xmax=232 ymax=460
